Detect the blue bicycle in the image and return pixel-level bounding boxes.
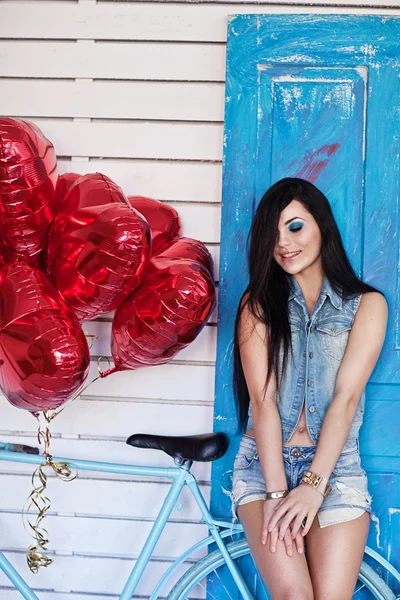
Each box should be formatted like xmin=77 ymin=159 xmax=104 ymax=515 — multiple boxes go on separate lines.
xmin=0 ymin=432 xmax=399 ymax=599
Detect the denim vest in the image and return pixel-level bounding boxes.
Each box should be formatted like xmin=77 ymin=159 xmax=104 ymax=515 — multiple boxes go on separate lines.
xmin=247 ymin=274 xmax=365 ymax=444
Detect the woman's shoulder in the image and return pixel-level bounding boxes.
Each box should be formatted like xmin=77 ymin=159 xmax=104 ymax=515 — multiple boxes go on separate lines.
xmin=238 ymin=292 xmax=267 ymax=338
xmin=359 ymin=290 xmax=388 ymax=311
xmin=355 ymin=291 xmax=388 ymax=327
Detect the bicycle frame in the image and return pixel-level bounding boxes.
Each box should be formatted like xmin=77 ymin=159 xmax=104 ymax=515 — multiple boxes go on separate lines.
xmin=0 ymin=448 xmax=253 ymax=599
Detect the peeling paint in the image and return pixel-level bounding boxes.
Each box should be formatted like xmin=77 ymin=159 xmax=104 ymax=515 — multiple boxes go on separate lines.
xmin=370 ymin=513 xmax=382 ymax=550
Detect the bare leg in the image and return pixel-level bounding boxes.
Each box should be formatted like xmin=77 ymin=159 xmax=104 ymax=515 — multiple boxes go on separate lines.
xmin=306 ymin=511 xmax=370 ymax=600
xmin=238 ymin=500 xmax=314 ymax=600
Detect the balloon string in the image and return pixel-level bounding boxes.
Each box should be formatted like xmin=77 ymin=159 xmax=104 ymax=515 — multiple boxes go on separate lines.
xmin=22 ymin=357 xmax=115 ymax=571
xmin=22 ymin=412 xmax=77 ymax=573
xmin=49 ymin=358 xmax=110 ymax=420
xmin=50 ymin=356 xmax=114 ymax=419
xmin=83 ymin=330 xmax=97 ymax=351
xmin=96 ymin=355 xmax=118 ymax=378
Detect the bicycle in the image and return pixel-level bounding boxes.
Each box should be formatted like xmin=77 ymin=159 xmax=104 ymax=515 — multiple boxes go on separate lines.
xmin=0 ymin=432 xmax=399 ymax=599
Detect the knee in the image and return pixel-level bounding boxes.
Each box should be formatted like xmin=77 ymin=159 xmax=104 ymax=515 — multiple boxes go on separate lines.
xmin=314 ymin=594 xmax=346 ymax=600
xmin=275 ymin=588 xmax=314 ymax=600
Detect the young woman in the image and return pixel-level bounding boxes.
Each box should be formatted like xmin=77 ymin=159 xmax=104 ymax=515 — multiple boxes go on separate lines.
xmin=230 ymin=177 xmax=388 ymax=600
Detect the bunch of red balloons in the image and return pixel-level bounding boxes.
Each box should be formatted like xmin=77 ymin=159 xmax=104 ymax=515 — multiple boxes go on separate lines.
xmin=0 ymin=118 xmax=216 ymax=415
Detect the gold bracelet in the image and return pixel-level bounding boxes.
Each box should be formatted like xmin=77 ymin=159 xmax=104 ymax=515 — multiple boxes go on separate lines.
xmin=265 ymin=489 xmax=289 ymax=500
xmin=301 ymin=471 xmax=332 ymax=498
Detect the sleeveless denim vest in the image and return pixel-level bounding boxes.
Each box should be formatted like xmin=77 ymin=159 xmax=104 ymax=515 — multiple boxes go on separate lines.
xmin=247 ymin=274 xmax=365 ymax=444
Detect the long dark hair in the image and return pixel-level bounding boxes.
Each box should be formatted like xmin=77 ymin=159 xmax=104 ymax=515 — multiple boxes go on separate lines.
xmin=233 ymin=177 xmax=384 ymax=434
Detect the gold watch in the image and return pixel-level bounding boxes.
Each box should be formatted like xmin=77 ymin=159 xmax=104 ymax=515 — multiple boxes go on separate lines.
xmin=301 ymin=471 xmax=332 ymax=498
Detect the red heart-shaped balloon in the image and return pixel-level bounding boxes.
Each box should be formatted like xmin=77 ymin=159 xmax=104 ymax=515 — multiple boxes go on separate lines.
xmin=0 ymin=263 xmax=90 ymax=414
xmin=156 ymin=236 xmax=214 ymax=280
xmin=0 ymin=118 xmax=58 ymax=263
xmin=47 ymin=173 xmax=152 ymax=321
xmin=103 ymin=240 xmax=216 ymax=374
xmin=128 ymin=196 xmax=181 ymax=256
xmin=55 ymin=172 xmax=81 ymax=211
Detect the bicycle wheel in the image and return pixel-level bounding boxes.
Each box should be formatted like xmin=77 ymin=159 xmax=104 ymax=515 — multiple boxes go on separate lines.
xmin=167 ymin=538 xmax=396 ymax=600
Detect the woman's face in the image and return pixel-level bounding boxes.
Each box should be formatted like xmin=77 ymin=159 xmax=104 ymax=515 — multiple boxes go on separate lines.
xmin=273 ymin=199 xmax=322 ymax=274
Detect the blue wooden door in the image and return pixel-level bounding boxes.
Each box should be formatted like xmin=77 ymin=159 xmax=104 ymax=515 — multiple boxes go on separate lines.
xmin=212 ymin=14 xmax=400 ymax=597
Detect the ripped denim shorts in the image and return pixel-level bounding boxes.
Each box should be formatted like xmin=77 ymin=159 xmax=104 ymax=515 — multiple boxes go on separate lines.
xmin=231 ymin=434 xmax=373 ymax=528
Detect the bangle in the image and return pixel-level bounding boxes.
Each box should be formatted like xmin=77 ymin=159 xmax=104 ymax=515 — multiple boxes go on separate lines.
xmin=265 ymin=489 xmax=289 ymax=500
xmin=301 ymin=471 xmax=332 ymax=498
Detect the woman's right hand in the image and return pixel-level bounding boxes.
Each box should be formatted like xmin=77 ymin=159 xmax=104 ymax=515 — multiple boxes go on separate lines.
xmin=261 ymin=498 xmax=304 ymax=556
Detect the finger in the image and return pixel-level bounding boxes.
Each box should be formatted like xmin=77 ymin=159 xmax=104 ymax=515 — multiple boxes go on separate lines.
xmin=283 ymin=528 xmax=293 ymax=557
xmin=273 ymin=497 xmax=286 ymax=511
xmin=261 ymin=522 xmax=269 ymax=546
xmin=268 ymin=502 xmax=292 ymax=532
xmin=269 ymin=526 xmax=278 ymax=553
xmin=291 ymin=513 xmax=307 ymax=539
xmin=301 ymin=511 xmax=316 ymax=536
xmin=294 ymin=531 xmax=304 ymax=554
xmin=278 ymin=509 xmax=298 ymax=540
xmin=261 ymin=509 xmax=273 ymax=545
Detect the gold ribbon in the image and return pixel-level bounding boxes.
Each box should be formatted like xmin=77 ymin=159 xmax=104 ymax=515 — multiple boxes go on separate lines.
xmin=22 ymin=411 xmax=77 ymax=573
xmin=21 ymin=357 xmax=113 ymax=572
xmin=83 ymin=330 xmax=97 ymax=350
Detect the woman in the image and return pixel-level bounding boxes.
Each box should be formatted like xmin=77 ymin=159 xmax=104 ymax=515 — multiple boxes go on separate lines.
xmin=230 ymin=177 xmax=388 ymax=599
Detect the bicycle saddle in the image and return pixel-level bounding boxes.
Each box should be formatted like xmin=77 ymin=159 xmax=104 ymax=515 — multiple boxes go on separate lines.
xmin=126 ymin=432 xmax=229 ymax=462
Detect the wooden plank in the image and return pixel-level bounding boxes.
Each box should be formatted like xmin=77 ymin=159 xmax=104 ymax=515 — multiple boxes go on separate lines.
xmin=85 ymin=286 xmax=219 ymax=327
xmin=1 ymin=3 xmax=398 ymax=43
xmin=58 ymin=159 xmax=223 ymax=204
xmin=29 ymin=119 xmax=223 ymax=162
xmin=82 ymin=321 xmax=217 ymax=362
xmin=0 ymin=41 xmax=225 ymax=81
xmin=0 ymin=80 xmax=224 ymax=122
xmin=0 ymin=474 xmax=210 ymax=522
xmin=0 ymin=433 xmax=212 ymax=482
xmin=0 ymin=513 xmax=207 ymax=560
xmin=1 ymin=392 xmax=214 ymax=437
xmin=152 ymin=0 xmax=397 ymax=3
xmin=0 ymin=551 xmax=201 ymax=597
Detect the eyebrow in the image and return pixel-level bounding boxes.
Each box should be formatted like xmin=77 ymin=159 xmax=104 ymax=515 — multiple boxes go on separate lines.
xmin=283 ymin=217 xmax=304 ymax=225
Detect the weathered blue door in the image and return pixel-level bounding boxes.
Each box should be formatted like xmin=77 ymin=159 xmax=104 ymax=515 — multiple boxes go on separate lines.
xmin=212 ymin=14 xmax=400 ymax=597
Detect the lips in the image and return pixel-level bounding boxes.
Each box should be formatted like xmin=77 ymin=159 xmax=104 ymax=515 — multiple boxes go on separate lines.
xmin=281 ymin=250 xmax=301 ymax=262
xmin=281 ymin=250 xmax=301 ymax=259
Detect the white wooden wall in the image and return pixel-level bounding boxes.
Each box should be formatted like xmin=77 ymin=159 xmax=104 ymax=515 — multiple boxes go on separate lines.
xmin=0 ymin=1 xmax=399 ymax=598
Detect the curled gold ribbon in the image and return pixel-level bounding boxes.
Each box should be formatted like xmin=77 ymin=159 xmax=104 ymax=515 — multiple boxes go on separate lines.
xmin=21 ymin=364 xmax=109 ymax=572
xmin=83 ymin=330 xmax=98 ymax=350
xmin=22 ymin=411 xmax=77 ymax=573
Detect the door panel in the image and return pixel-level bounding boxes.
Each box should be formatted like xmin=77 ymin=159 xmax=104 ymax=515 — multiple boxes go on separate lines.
xmin=212 ymin=14 xmax=400 ymax=596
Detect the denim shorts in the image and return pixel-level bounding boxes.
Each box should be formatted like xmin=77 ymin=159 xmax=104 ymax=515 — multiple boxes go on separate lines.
xmin=231 ymin=434 xmax=373 ymax=528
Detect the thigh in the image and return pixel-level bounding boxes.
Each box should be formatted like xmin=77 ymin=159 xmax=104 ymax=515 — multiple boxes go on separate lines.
xmin=238 ymin=500 xmax=313 ymax=600
xmin=306 ymin=511 xmax=370 ymax=600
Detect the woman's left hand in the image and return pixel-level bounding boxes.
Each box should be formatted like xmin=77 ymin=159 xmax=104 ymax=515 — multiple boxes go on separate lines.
xmin=267 ymin=483 xmax=324 ymax=539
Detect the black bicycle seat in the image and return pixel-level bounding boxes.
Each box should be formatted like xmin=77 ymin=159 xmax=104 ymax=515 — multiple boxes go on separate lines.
xmin=126 ymin=432 xmax=229 ymax=462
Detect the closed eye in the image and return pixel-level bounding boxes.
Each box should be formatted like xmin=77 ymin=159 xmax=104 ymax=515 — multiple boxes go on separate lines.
xmin=289 ymin=225 xmax=303 ymax=232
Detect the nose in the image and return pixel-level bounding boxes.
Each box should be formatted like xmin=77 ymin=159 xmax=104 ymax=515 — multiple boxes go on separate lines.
xmin=276 ymin=230 xmax=291 ymax=249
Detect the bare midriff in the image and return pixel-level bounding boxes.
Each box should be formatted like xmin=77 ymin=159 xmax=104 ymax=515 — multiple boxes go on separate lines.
xmin=245 ymin=400 xmax=315 ymax=446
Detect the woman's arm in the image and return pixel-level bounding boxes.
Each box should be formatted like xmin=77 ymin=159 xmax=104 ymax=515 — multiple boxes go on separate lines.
xmin=238 ymin=296 xmax=287 ymax=491
xmin=238 ymin=295 xmax=303 ymax=554
xmin=267 ymin=291 xmax=388 ymax=539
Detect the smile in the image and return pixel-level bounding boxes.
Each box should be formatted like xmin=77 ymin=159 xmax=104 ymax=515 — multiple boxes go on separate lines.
xmin=281 ymin=251 xmax=301 ymax=261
